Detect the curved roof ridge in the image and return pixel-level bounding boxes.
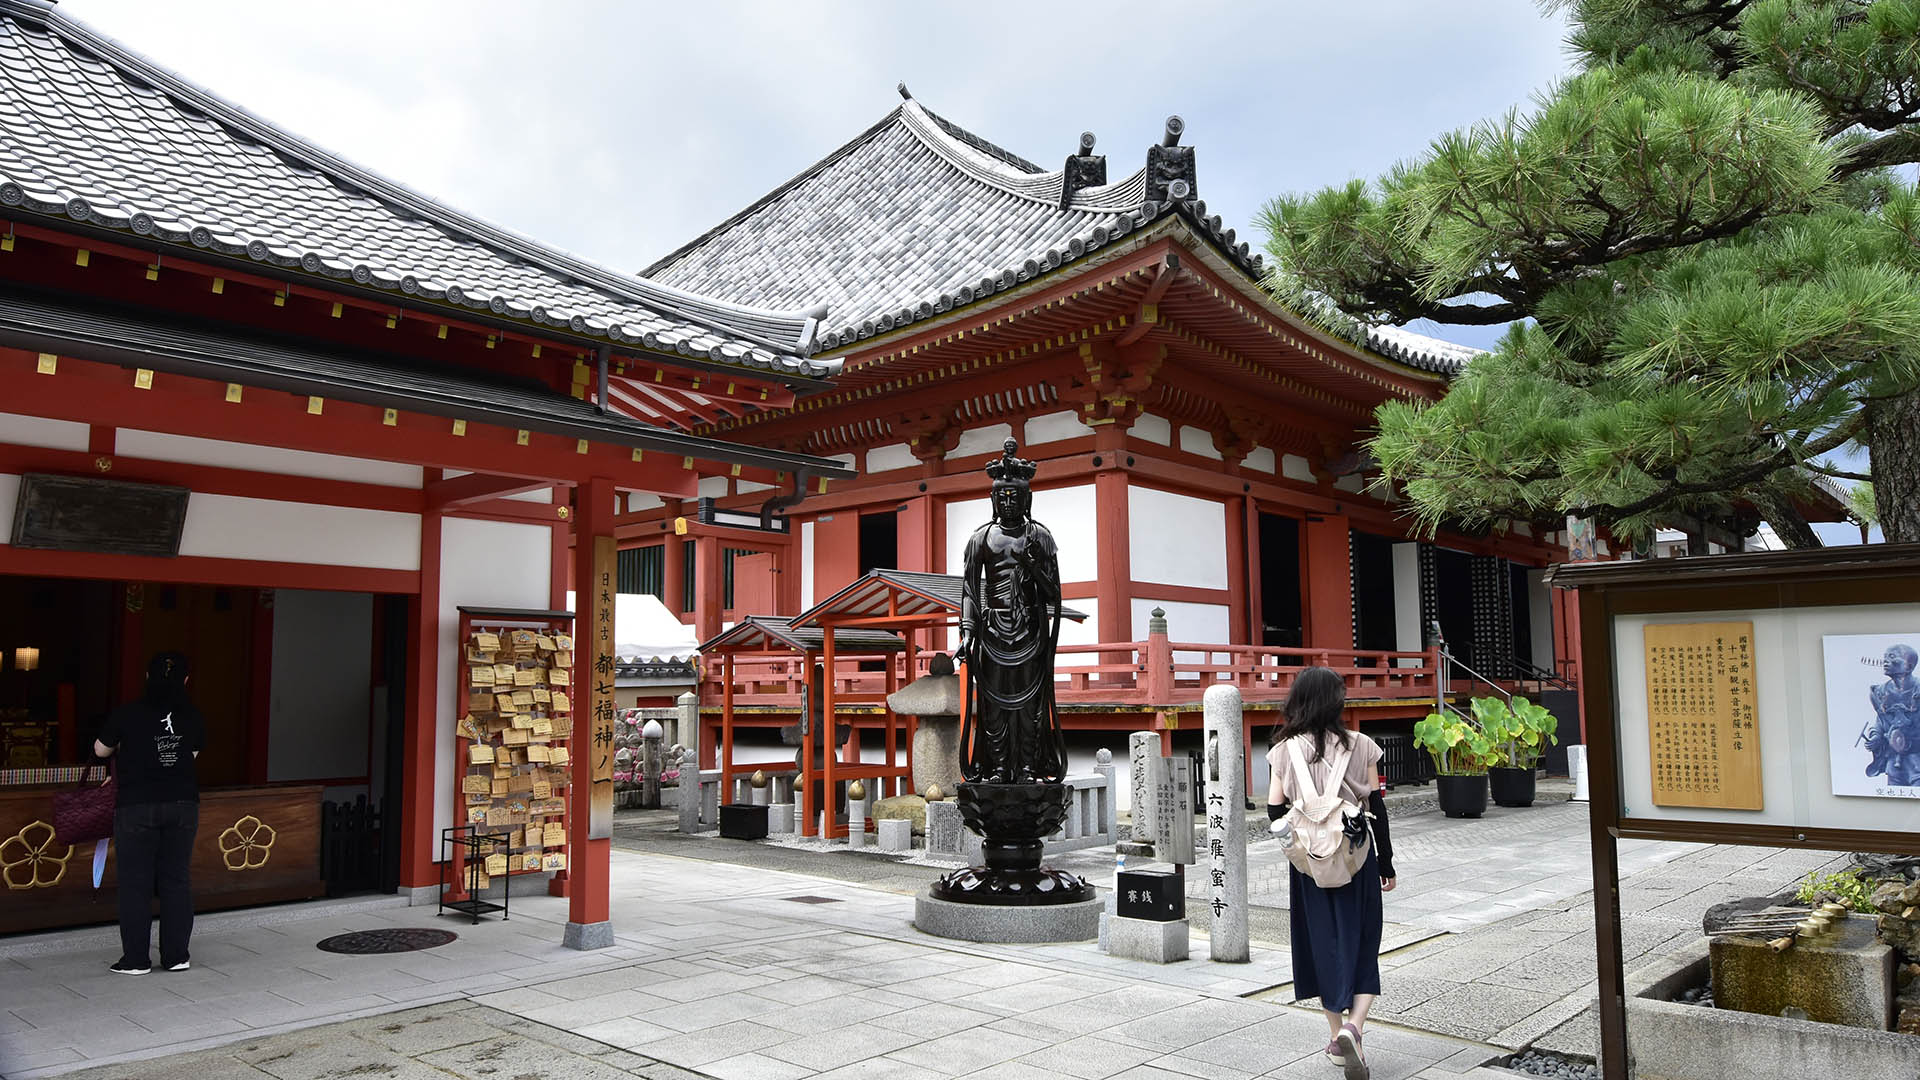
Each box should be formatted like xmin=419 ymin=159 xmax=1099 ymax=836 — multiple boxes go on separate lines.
xmin=897 ymin=101 xmax=1063 ymax=206
xmin=3 ymin=0 xmax=825 ymax=357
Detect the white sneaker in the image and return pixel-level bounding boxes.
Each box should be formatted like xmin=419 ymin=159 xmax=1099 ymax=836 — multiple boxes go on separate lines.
xmin=164 ymin=960 xmax=190 ymax=972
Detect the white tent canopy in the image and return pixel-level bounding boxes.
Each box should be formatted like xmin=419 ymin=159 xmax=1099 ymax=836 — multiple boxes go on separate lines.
xmin=564 ymin=590 xmax=701 ymax=662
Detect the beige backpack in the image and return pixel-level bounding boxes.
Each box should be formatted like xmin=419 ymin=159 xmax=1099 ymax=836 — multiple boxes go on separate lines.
xmin=1280 ymin=736 xmax=1372 ymax=888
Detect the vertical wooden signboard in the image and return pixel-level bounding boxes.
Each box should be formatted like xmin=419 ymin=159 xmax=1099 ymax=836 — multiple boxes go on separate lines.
xmin=588 ymin=535 xmax=617 ymax=841
xmin=1641 ymin=621 xmax=1762 ymax=810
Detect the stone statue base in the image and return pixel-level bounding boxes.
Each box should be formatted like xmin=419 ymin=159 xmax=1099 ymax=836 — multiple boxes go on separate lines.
xmin=927 ymin=781 xmax=1094 ymax=907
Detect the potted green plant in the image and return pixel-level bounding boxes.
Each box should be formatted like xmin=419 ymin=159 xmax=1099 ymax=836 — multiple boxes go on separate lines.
xmin=1413 ymin=709 xmax=1494 ymax=818
xmin=1482 ymin=696 xmax=1559 ymax=807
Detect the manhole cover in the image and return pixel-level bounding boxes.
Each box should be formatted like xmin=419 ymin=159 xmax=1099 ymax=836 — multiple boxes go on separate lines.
xmin=781 ymin=895 xmax=842 ymax=905
xmin=316 ymin=928 xmax=459 ymax=954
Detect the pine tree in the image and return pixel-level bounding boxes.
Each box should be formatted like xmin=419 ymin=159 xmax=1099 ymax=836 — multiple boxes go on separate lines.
xmin=1261 ymin=0 xmax=1920 ymax=546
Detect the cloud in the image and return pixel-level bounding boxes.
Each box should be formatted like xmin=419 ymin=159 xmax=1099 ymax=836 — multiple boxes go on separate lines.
xmin=62 ymin=0 xmax=1569 ymax=283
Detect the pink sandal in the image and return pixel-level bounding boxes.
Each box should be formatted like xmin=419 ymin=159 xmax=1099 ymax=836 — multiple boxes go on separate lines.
xmin=1335 ymin=1023 xmax=1368 ymax=1080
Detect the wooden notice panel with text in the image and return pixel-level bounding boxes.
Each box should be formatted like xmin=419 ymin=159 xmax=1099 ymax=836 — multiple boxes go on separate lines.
xmin=1642 ymin=621 xmax=1762 ymax=810
xmin=588 ymin=535 xmax=616 ymax=840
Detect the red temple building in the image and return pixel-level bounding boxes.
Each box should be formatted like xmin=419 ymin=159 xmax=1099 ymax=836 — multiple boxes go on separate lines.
xmin=0 ymin=0 xmax=851 ymax=943
xmin=622 ymin=88 xmax=1579 ymax=787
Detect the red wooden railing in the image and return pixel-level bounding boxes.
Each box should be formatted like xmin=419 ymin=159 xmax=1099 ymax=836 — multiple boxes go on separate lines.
xmin=702 ymin=630 xmax=1441 ymax=710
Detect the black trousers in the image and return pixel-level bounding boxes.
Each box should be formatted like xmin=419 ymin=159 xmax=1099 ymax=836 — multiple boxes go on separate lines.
xmin=114 ymin=800 xmax=198 ymax=966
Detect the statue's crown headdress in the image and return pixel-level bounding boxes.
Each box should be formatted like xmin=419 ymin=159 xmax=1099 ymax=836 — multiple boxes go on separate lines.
xmin=985 ymin=438 xmax=1037 ymax=484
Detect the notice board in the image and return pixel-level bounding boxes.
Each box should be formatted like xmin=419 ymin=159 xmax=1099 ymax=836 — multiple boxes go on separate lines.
xmin=1641 ymin=620 xmax=1762 ymax=810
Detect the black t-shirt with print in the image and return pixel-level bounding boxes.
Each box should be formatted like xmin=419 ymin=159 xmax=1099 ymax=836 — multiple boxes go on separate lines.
xmin=98 ymin=699 xmax=205 ymax=805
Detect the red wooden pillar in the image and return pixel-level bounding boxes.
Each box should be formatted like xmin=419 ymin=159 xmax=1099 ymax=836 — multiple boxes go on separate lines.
xmin=693 ymin=535 xmax=724 ymax=643
xmin=1225 ymin=494 xmax=1247 ymax=644
xmin=566 ymin=475 xmax=616 ymax=945
xmin=1093 ymin=461 xmax=1132 ymax=674
xmin=662 ymin=505 xmax=686 ymax=619
xmin=1302 ymin=513 xmax=1353 ymax=651
xmin=397 ymin=508 xmax=442 ymax=892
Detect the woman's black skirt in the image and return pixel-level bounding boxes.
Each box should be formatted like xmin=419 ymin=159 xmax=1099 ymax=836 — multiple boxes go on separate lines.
xmin=1289 ymin=843 xmax=1383 ymax=1011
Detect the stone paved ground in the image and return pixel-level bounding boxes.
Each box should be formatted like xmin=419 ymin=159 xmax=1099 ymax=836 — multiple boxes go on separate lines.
xmin=2 ymin=792 xmax=1863 ymax=1080
xmin=46 ymin=1000 xmax=703 ymax=1080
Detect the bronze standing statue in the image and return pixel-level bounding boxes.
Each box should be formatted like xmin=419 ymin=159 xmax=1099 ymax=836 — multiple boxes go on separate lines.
xmin=958 ymin=441 xmax=1066 ymax=784
xmin=935 ymin=439 xmax=1093 ymax=906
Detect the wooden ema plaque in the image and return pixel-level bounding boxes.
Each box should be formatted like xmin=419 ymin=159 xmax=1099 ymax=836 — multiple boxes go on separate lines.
xmin=1643 ymin=621 xmax=1762 ymax=810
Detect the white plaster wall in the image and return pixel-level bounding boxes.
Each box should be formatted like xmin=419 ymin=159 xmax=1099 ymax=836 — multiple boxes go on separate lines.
xmin=800 ymin=521 xmax=816 ymax=609
xmin=1132 ymin=598 xmax=1230 ymax=659
xmin=1133 ymin=414 xmax=1171 ymax=446
xmin=1057 ymin=596 xmax=1101 ymax=648
xmin=179 ymin=495 xmax=421 ymax=570
xmin=268 ymin=589 xmax=373 ymax=782
xmin=1392 ymin=543 xmax=1423 ymax=658
xmin=1025 ymin=410 xmax=1092 ymax=445
xmin=434 ymin=517 xmax=554 ymax=848
xmin=827 ymin=453 xmax=856 ymax=470
xmin=505 ymin=487 xmax=552 ymax=504
xmin=737 ymin=480 xmax=776 ymax=494
xmin=1178 ymin=426 xmax=1223 ymax=460
xmin=627 ymin=492 xmax=663 ymax=513
xmin=866 ymin=443 xmax=916 ymax=473
xmin=116 ymin=430 xmax=423 ymax=488
xmin=1244 ymin=447 xmax=1275 ymax=474
xmin=953 ymin=423 xmax=1014 ymax=459
xmin=0 ymin=414 xmax=90 ymax=452
xmin=697 ymin=476 xmax=729 ymax=499
xmin=1035 ymin=484 xmax=1096 ymax=583
xmin=945 ymin=496 xmax=990 ymax=575
xmin=1334 ymin=474 xmax=1364 ymax=494
xmin=1282 ymin=455 xmax=1315 ymax=484
xmin=1528 ymin=568 xmax=1554 ymax=672
xmin=0 ymin=473 xmax=17 ymax=543
xmin=1128 ymin=487 xmax=1227 ymax=589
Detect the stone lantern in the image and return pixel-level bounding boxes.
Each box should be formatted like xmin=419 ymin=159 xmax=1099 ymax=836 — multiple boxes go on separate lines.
xmin=888 ymin=652 xmax=964 ymax=797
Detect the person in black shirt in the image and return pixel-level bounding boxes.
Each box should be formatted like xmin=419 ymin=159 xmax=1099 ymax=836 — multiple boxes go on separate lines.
xmin=95 ymin=651 xmax=204 ymax=975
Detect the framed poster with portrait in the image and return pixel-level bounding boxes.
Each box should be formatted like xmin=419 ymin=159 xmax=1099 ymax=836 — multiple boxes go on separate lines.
xmin=1822 ymin=633 xmax=1920 ymax=800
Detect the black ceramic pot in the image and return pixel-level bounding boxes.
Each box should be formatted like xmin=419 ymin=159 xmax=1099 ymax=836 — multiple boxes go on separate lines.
xmin=1436 ymin=774 xmax=1489 ymax=819
xmin=1489 ymin=766 xmax=1538 ymax=808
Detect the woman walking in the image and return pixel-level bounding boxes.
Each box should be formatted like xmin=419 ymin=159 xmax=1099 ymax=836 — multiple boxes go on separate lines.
xmin=1266 ymin=667 xmax=1396 ymax=1080
xmin=95 ymin=652 xmax=204 ymax=975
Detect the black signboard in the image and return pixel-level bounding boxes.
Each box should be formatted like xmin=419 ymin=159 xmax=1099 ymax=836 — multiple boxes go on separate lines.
xmin=9 ymin=473 xmax=189 ymax=557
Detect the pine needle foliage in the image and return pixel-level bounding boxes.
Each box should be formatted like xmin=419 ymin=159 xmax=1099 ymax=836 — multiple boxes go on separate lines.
xmin=1262 ymin=0 xmax=1920 ymax=546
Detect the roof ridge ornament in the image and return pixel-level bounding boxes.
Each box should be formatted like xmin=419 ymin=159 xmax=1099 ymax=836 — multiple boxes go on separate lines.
xmin=898 ymin=82 xmax=912 ymax=100
xmin=1058 ymin=130 xmax=1106 ymax=211
xmin=1143 ymin=114 xmax=1196 ymax=212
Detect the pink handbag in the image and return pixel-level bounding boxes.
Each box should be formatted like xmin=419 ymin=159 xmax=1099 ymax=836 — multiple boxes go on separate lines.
xmin=52 ymin=765 xmax=116 ymax=846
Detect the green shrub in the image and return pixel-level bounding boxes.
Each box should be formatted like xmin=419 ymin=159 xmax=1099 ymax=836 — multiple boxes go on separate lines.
xmin=1795 ymin=869 xmax=1876 ymax=914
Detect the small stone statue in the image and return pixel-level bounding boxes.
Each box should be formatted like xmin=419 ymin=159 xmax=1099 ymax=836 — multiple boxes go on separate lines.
xmin=958 ymin=438 xmax=1066 ymax=784
xmin=1866 ymin=644 xmax=1920 ymax=786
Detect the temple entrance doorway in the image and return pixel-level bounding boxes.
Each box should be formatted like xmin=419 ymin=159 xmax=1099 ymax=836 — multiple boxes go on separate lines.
xmin=1258 ymin=512 xmax=1304 ymax=648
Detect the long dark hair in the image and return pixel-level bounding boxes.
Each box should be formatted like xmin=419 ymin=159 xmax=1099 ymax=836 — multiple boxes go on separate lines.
xmin=143 ymin=651 xmax=191 ymax=709
xmin=1270 ymin=666 xmax=1350 ymax=763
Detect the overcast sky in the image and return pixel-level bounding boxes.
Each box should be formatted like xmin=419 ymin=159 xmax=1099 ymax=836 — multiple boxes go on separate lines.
xmin=61 ymin=0 xmax=1571 ymax=352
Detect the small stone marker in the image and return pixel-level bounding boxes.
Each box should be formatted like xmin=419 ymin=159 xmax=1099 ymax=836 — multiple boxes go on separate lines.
xmin=847 ymin=780 xmax=868 ymax=849
xmin=877 ymin=817 xmax=912 ymax=852
xmin=926 ymin=800 xmax=963 ymax=855
xmin=750 ymin=769 xmax=770 ymax=806
xmin=1203 ymin=684 xmax=1249 ymax=962
xmin=1128 ymin=731 xmax=1158 ymax=848
xmin=1155 ymin=755 xmax=1195 ymax=864
xmin=768 ymin=802 xmax=794 ymax=835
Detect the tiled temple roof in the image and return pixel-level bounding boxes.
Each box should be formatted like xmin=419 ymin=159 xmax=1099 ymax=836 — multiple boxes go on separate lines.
xmin=646 ymin=87 xmax=1476 ymax=375
xmin=0 ymin=0 xmax=832 ymax=378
